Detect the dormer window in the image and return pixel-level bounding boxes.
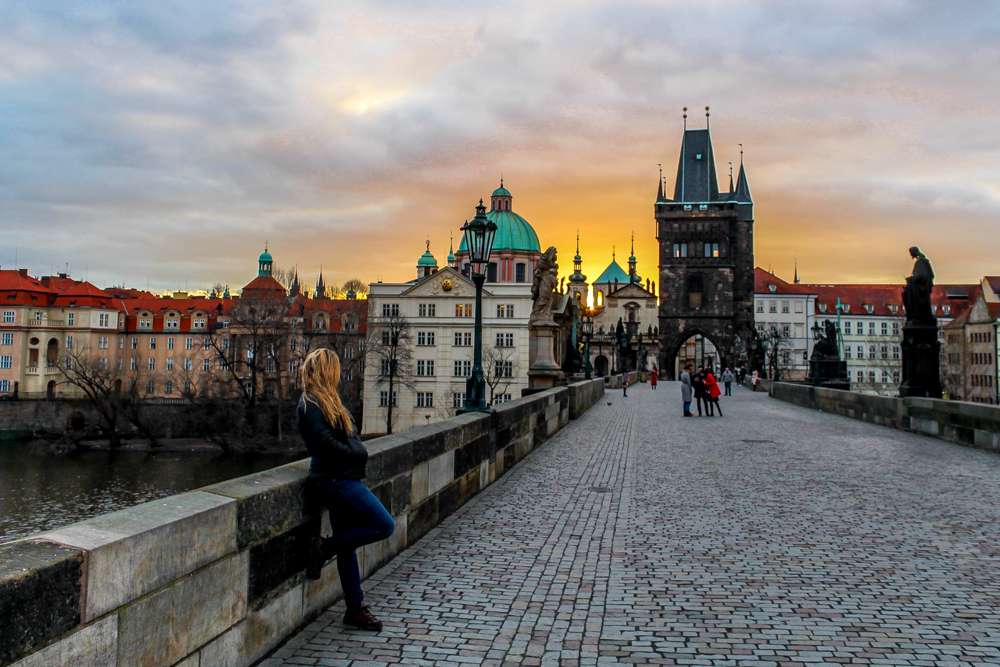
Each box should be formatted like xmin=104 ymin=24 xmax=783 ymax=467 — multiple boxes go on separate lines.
xmin=865 ymin=304 xmax=873 ymax=314
xmin=842 ymin=304 xmax=850 ymax=313
xmin=889 ymin=304 xmax=898 ymax=314
xmin=943 ymin=305 xmax=951 ymax=315
xmin=768 ymin=284 xmax=777 ymax=293
xmin=819 ymin=303 xmax=828 ymax=313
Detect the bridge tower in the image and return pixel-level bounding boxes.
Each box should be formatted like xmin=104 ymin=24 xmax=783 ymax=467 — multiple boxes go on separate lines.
xmin=656 ymin=113 xmax=755 ymax=380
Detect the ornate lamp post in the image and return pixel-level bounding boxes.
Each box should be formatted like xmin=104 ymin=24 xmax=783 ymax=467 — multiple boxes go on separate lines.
xmin=582 ymin=312 xmax=594 ymax=379
xmin=460 ymin=200 xmax=498 ymax=413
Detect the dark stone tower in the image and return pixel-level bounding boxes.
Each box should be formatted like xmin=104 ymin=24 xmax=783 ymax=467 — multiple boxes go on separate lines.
xmin=656 ymin=118 xmax=755 ymax=380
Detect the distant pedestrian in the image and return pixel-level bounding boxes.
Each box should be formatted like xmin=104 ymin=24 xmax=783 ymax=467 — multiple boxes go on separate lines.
xmin=692 ymin=367 xmax=706 ymax=416
xmin=751 ymin=369 xmax=759 ymax=390
xmin=704 ymin=369 xmax=723 ymax=416
xmin=738 ymin=365 xmax=747 ymax=386
xmin=622 ymin=370 xmax=629 ymax=397
xmin=722 ymin=368 xmax=734 ymax=396
xmin=680 ymin=364 xmax=693 ymax=416
xmin=299 ymin=348 xmax=394 ymax=632
xmin=650 ymin=366 xmax=658 ymax=390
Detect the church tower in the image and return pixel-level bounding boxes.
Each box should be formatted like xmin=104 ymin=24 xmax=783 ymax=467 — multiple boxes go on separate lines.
xmin=568 ymin=232 xmax=588 ymax=304
xmin=656 ymin=109 xmax=755 ymax=380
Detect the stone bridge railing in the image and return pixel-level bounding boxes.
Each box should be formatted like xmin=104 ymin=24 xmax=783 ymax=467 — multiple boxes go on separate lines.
xmin=769 ymin=381 xmax=1000 ymax=454
xmin=0 ymin=379 xmax=605 ymax=667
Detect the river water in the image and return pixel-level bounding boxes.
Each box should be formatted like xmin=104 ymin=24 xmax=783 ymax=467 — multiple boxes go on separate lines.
xmin=0 ymin=443 xmax=301 ymax=543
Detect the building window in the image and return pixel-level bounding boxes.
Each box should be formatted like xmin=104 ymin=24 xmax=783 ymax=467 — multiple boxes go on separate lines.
xmin=892 ymin=322 xmax=900 ymax=336
xmin=345 ymin=346 xmax=354 ymax=359
xmin=844 ymin=345 xmax=852 ymax=359
xmin=493 ymin=393 xmax=512 ymax=404
xmin=454 ymin=360 xmax=472 ymax=377
xmin=819 ymin=303 xmax=828 ymax=313
xmin=881 ymin=322 xmax=888 ymax=335
xmin=166 ymin=318 xmax=179 ymax=329
xmin=166 ymin=358 xmax=174 ymax=371
xmin=769 ymin=301 xmax=777 ymax=314
xmin=139 ymin=317 xmax=151 ymax=329
xmin=0 ymin=355 xmax=11 ymax=369
xmin=494 ymin=360 xmax=514 ymax=378
xmin=33 ymin=311 xmax=43 ymax=322
xmin=673 ymin=243 xmax=688 ymax=258
xmin=1 ymin=311 xmax=13 ymax=323
xmin=456 ymin=303 xmax=473 ymax=317
xmin=118 ymin=336 xmax=124 ymax=349
xmin=869 ymin=346 xmax=877 ymax=359
xmin=65 ymin=312 xmax=74 ymax=326
xmin=497 ymin=304 xmax=515 ymax=318
xmin=496 ymin=333 xmax=514 ymax=347
xmin=416 ymin=392 xmax=434 ymax=407
xmin=487 ymin=263 xmax=498 ymax=283
xmin=99 ymin=313 xmax=109 ymax=327
xmin=149 ymin=338 xmax=157 ymax=350
xmin=417 ymin=331 xmax=436 ymax=346
xmin=167 ymin=337 xmax=175 ymax=350
xmin=204 ymin=337 xmax=212 ymax=350
xmin=146 ymin=380 xmax=155 ymax=394
xmin=880 ymin=345 xmax=888 ymax=359
xmin=781 ymin=301 xmax=790 ymax=314
xmin=688 ymin=275 xmax=703 ymax=310
xmin=868 ymin=322 xmax=876 ymax=336
xmin=943 ymin=305 xmax=951 ymax=315
xmin=416 ymin=360 xmax=435 ymax=376
xmin=0 ymin=333 xmax=11 ymax=345
xmin=65 ymin=335 xmax=73 ymax=349
xmin=781 ymin=324 xmax=790 ymax=337
xmin=379 ymin=391 xmax=397 ymax=407
xmin=596 ymin=291 xmax=604 ymax=307
xmin=453 ymin=393 xmax=464 ymax=408
xmin=203 ymin=358 xmax=210 ymax=371
xmin=454 ymin=332 xmax=472 ymax=346
xmin=516 ymin=264 xmax=526 ymax=283
xmin=856 ymin=344 xmax=864 ymax=359
xmin=131 ymin=337 xmax=138 ymax=349
xmin=867 ymin=370 xmax=876 ymax=383
xmin=98 ymin=336 xmax=108 ymax=350
xmin=418 ymin=303 xmax=437 ymax=317
xmin=193 ymin=318 xmax=205 ymax=329
xmin=756 ymin=302 xmax=764 ymax=314
xmin=148 ymin=358 xmax=156 ymax=371
xmin=381 ymin=303 xmax=400 ymax=317
xmin=164 ymin=381 xmax=173 ymax=394
xmin=183 ymin=380 xmax=192 ymax=394
xmin=131 ymin=358 xmax=138 ymax=370
xmin=843 ymin=322 xmax=851 ymax=335
xmin=181 ymin=358 xmax=191 ymax=371
xmin=0 ymin=380 xmax=10 ymax=392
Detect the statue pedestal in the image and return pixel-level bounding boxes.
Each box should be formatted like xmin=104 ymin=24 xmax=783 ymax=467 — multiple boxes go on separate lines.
xmin=528 ymin=322 xmax=563 ymax=389
xmin=808 ymin=358 xmax=850 ymax=390
xmin=900 ymin=323 xmax=942 ymax=398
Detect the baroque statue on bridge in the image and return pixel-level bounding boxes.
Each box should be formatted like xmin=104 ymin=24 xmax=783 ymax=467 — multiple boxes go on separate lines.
xmin=530 ymin=246 xmax=559 ymax=326
xmin=902 ymin=246 xmax=936 ymax=325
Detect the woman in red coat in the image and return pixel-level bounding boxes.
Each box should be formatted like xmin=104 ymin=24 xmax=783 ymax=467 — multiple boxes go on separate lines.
xmin=703 ymin=369 xmax=723 ymax=417
xmin=650 ymin=366 xmax=658 ymax=390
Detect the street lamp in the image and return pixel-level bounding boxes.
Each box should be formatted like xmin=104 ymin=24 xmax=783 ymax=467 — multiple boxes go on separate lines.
xmin=582 ymin=312 xmax=594 ymax=380
xmin=461 ymin=199 xmax=498 ymax=413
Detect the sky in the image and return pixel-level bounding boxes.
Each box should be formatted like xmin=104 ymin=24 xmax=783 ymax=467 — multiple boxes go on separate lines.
xmin=1 ymin=0 xmax=999 ymax=293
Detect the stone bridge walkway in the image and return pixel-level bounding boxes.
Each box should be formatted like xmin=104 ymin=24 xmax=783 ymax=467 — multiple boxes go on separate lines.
xmin=263 ymin=383 xmax=1000 ymax=666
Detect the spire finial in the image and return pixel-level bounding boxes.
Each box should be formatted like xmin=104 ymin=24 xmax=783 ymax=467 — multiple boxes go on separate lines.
xmin=500 ymin=174 xmax=503 ymax=187
xmin=683 ymin=107 xmax=687 ymax=130
xmin=576 ymin=230 xmax=580 ymax=254
xmin=739 ymin=142 xmax=744 ymax=162
xmin=612 ymin=245 xmax=616 ymax=262
xmin=631 ymin=231 xmax=634 ymax=255
xmin=450 ymin=232 xmax=453 ymax=252
xmin=705 ymin=106 xmax=710 ymax=129
xmin=426 ymin=238 xmax=430 ymax=252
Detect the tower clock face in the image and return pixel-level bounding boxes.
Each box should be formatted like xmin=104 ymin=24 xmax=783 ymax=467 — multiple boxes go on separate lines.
xmin=442 ymin=279 xmax=453 ymax=292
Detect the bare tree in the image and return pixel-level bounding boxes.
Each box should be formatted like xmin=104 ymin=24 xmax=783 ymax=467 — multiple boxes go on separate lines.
xmin=755 ymin=322 xmax=796 ymax=381
xmin=204 ymin=295 xmax=289 ymax=435
xmin=56 ymin=344 xmax=143 ymax=448
xmin=366 ymin=313 xmax=414 ymax=434
xmin=482 ymin=343 xmax=519 ymax=405
xmin=271 ymin=266 xmax=298 ymax=290
xmin=341 ymin=278 xmax=369 ymax=299
xmin=857 ymin=331 xmax=903 ymax=396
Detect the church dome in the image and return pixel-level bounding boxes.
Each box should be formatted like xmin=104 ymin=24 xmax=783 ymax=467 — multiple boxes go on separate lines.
xmin=417 ymin=249 xmax=437 ymax=267
xmin=459 ymin=183 xmax=540 ymax=254
xmin=258 ymin=250 xmax=273 ymax=263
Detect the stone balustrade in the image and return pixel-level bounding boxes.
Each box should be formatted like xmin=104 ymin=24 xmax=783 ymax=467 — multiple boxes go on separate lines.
xmin=0 ymin=379 xmax=604 ymax=667
xmin=769 ymin=381 xmax=1000 ymax=453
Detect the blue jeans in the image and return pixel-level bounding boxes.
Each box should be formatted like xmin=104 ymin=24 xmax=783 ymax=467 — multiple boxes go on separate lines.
xmin=725 ymin=382 xmax=732 ymax=396
xmin=310 ymin=477 xmax=395 ymax=608
xmin=683 ymin=401 xmax=691 ymax=414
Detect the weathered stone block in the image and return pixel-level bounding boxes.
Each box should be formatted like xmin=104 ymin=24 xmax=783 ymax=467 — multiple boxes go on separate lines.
xmin=247 ymin=518 xmax=317 ymax=606
xmin=10 ymin=615 xmax=116 ymax=667
xmin=427 ymin=450 xmax=454 ymax=496
xmin=199 ymin=583 xmax=303 ymax=667
xmin=410 ymin=461 xmax=429 ymax=505
xmin=408 ymin=496 xmax=438 ymax=544
xmin=0 ymin=541 xmax=82 ymax=666
xmin=202 ymin=465 xmax=310 ymax=549
xmin=117 ymin=552 xmax=248 ymax=667
xmin=38 ymin=490 xmax=236 ymax=622
xmin=391 ymin=473 xmax=411 ymax=516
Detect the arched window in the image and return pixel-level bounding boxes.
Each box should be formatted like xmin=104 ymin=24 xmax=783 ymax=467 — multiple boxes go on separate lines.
xmin=596 ymin=291 xmax=604 ymax=307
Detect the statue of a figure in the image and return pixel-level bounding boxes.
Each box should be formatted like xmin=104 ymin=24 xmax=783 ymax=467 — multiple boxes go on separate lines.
xmin=637 ymin=339 xmax=647 ymax=372
xmin=811 ymin=320 xmax=840 ymax=360
xmin=902 ymin=246 xmax=936 ymax=325
xmin=615 ymin=317 xmax=626 ymax=350
xmin=530 ymin=247 xmax=559 ymax=324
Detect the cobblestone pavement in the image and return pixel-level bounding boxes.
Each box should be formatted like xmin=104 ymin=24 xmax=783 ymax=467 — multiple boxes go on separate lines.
xmin=263 ymin=384 xmax=1000 ymax=666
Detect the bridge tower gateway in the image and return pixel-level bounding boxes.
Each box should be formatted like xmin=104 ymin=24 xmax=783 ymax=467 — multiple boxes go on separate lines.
xmin=656 ymin=110 xmax=755 ymax=380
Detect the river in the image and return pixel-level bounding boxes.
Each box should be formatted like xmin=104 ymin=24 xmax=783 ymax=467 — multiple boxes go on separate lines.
xmin=0 ymin=443 xmax=301 ymax=543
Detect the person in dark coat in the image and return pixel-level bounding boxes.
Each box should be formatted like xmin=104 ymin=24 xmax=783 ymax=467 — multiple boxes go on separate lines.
xmin=692 ymin=367 xmax=706 ymax=416
xmin=300 ymin=348 xmax=394 ymax=632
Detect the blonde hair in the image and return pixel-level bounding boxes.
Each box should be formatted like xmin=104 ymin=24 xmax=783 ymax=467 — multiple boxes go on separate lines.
xmin=301 ymin=348 xmax=353 ymax=433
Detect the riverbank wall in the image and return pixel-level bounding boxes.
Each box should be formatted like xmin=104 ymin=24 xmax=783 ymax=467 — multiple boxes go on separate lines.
xmin=0 ymin=379 xmax=604 ymax=667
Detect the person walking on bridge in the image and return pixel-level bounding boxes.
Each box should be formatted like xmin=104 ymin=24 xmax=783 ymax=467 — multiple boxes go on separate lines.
xmin=722 ymin=368 xmax=734 ymax=396
xmin=299 ymin=348 xmax=394 ymax=632
xmin=622 ymin=369 xmax=630 ymax=397
xmin=680 ymin=364 xmax=693 ymax=416
xmin=692 ymin=367 xmax=706 ymax=416
xmin=651 ymin=365 xmax=658 ymax=390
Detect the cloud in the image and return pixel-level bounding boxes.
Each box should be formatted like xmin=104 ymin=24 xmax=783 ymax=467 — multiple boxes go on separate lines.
xmin=1 ymin=0 xmax=999 ymax=290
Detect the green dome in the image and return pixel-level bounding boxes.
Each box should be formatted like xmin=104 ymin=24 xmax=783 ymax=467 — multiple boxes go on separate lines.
xmin=417 ymin=250 xmax=437 ymax=267
xmin=594 ymin=260 xmax=638 ymax=285
xmin=492 ymin=185 xmax=512 ymax=198
xmin=258 ymin=250 xmax=273 ymax=263
xmin=458 ymin=210 xmax=541 ymax=254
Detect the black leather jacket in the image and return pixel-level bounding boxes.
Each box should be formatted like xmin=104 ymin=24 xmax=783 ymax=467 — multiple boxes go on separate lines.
xmin=296 ymin=395 xmax=367 ymax=480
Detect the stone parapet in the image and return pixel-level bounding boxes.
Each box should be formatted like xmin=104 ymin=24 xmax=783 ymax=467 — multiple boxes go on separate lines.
xmin=1 ymin=385 xmax=586 ymax=667
xmin=769 ymin=382 xmax=1000 ymax=453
